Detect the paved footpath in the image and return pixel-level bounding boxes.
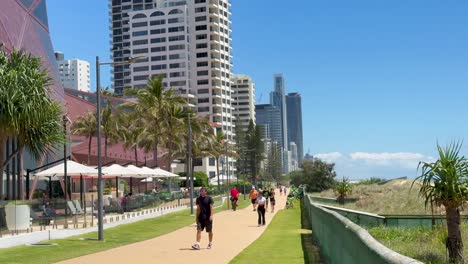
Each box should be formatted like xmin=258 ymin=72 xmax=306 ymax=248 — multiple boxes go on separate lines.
xmin=58 ymin=190 xmax=287 ymax=264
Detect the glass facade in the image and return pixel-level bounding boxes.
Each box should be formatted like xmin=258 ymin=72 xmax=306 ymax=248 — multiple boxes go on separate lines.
xmin=286 ymin=93 xmax=304 ymax=164
xmin=0 ymin=0 xmax=64 ymax=103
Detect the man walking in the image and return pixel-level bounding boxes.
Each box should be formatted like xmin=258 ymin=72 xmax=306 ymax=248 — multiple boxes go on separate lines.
xmin=192 ymin=187 xmax=214 ymax=250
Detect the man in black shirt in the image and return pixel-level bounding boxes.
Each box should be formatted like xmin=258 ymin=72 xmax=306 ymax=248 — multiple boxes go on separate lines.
xmin=192 ymin=187 xmax=214 ymax=250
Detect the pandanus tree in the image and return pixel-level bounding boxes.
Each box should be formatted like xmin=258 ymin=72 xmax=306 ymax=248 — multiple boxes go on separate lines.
xmin=0 ymin=49 xmax=64 ymax=199
xmin=71 ymin=112 xmax=97 ymax=165
xmin=333 ymin=177 xmax=352 ymax=205
xmin=412 ymin=142 xmax=468 ymax=263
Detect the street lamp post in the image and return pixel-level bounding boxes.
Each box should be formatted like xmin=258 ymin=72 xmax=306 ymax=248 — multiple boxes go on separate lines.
xmin=187 ymin=113 xmax=194 ymax=215
xmin=225 ymin=144 xmax=229 ymax=209
xmin=96 ymin=55 xmax=145 ymax=241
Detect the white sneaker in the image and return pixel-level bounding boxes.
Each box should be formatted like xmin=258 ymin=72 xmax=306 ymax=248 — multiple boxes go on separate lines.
xmin=192 ymin=244 xmax=200 ymax=250
xmin=207 ymin=243 xmax=212 ymax=249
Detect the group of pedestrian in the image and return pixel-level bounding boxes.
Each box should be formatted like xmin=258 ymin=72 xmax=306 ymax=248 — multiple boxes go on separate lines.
xmin=192 ymin=185 xmax=278 ymax=250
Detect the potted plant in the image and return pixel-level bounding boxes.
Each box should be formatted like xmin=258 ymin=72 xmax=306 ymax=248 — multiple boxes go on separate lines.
xmin=4 ymin=200 xmax=31 ymax=231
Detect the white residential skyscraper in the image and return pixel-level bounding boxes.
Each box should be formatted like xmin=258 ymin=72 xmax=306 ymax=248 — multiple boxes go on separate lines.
xmin=55 ymin=52 xmax=90 ymax=92
xmin=232 ymin=74 xmax=255 ymax=131
xmin=109 ymin=0 xmax=234 ymax=139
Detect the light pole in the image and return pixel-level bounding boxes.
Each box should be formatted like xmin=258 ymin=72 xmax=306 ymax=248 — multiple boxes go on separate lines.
xmin=225 ymin=143 xmax=229 ymax=209
xmin=96 ymin=55 xmax=144 ymax=241
xmin=187 ymin=113 xmax=194 ymax=215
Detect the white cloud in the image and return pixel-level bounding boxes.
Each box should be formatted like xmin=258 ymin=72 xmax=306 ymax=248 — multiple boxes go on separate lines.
xmin=313 ymin=151 xmax=435 ymax=180
xmin=314 ymin=152 xmax=343 ymax=163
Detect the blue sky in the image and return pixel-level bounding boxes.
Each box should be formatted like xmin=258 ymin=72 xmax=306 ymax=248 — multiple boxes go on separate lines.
xmin=47 ymin=0 xmax=468 ymax=179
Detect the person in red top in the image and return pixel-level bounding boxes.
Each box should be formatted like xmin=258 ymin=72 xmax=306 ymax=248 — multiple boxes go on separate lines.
xmin=230 ymin=186 xmax=239 ymax=209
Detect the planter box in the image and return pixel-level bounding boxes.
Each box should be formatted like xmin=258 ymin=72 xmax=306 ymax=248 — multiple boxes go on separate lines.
xmin=5 ymin=204 xmax=31 ymax=231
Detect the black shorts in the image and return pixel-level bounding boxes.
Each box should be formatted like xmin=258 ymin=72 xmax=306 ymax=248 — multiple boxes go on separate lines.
xmin=197 ymin=220 xmax=213 ymax=232
xmin=270 ymin=198 xmax=276 ymax=205
xmin=251 ymin=199 xmax=256 ymax=204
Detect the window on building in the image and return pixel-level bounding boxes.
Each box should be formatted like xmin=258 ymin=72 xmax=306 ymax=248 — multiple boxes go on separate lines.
xmin=196 ymin=43 xmax=208 ymax=49
xmin=132 ymin=30 xmax=148 ymax=37
xmin=195 ymin=25 xmax=207 ymax=31
xmin=197 ymin=79 xmax=209 ymax=85
xmin=208 ymin=158 xmax=215 ymax=166
xmin=196 ymin=34 xmax=207 ymax=40
xmin=195 ymin=16 xmax=207 ymax=22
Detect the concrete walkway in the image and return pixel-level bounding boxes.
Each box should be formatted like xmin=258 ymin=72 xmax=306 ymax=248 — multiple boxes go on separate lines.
xmin=58 ymin=190 xmax=287 ymax=264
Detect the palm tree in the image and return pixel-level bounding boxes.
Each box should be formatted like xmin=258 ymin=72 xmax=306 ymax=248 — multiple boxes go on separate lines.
xmin=71 ymin=112 xmax=97 ymax=165
xmin=116 ymin=112 xmax=145 ymax=165
xmin=0 ymin=49 xmax=65 ymax=199
xmin=212 ymin=132 xmax=225 ymax=189
xmin=412 ymin=142 xmax=468 ymax=263
xmin=101 ymin=101 xmax=119 ymax=163
xmin=174 ymin=113 xmax=216 ymax=186
xmin=124 ymin=75 xmax=186 ymax=167
xmin=162 ymin=104 xmax=188 ymax=169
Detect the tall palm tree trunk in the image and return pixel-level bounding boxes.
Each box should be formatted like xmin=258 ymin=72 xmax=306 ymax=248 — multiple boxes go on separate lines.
xmin=87 ymin=136 xmax=92 ymax=165
xmin=446 ymin=206 xmax=463 ymax=263
xmin=153 ymin=137 xmax=158 ymax=167
xmin=134 ymin=146 xmax=138 ymax=165
xmin=216 ymin=157 xmax=220 ymax=191
xmin=0 ymin=137 xmax=4 ymax=199
xmin=104 ymin=136 xmax=108 ymax=164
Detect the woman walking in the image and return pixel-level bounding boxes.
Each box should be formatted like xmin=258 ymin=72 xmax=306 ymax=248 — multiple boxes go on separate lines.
xmin=256 ymin=192 xmax=267 ymax=226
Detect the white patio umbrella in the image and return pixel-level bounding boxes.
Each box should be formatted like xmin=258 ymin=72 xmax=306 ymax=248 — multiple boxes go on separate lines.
xmin=35 ymin=160 xmax=98 ymax=177
xmin=152 ymin=167 xmax=178 ymax=178
xmin=124 ymin=165 xmax=158 ymax=193
xmin=35 ymin=161 xmax=99 ymax=204
xmin=101 ymin=164 xmax=141 ymax=197
xmin=125 ymin=165 xmax=155 ymax=178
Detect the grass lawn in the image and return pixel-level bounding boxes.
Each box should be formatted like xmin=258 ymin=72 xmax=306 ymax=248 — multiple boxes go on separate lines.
xmin=368 ymin=223 xmax=468 ymax=264
xmin=0 ymin=196 xmax=250 ymax=264
xmin=230 ymin=200 xmax=321 ymax=264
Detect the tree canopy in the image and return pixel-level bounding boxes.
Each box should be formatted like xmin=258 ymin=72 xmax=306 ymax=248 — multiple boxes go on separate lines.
xmin=290 ymin=158 xmax=336 ymax=192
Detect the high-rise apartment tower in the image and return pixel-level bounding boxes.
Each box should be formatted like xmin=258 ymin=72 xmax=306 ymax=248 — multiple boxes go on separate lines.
xmin=55 ymin=52 xmax=91 ymax=92
xmin=232 ymin=74 xmax=255 ymax=131
xmin=109 ymin=0 xmax=234 ymax=139
xmin=270 ymin=74 xmax=288 ymax=151
xmin=286 ymin=92 xmax=303 ymax=164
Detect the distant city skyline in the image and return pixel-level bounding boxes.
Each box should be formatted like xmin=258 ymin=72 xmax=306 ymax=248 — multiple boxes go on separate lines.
xmin=47 ymin=0 xmax=468 ymax=179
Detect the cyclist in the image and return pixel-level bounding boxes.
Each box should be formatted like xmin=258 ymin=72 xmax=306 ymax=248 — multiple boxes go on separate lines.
xmin=230 ymin=186 xmax=239 ymax=210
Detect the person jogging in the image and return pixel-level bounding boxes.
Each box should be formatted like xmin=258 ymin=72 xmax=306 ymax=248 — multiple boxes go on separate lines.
xmin=249 ymin=186 xmax=258 ymax=211
xmin=192 ymin=187 xmax=214 ymax=250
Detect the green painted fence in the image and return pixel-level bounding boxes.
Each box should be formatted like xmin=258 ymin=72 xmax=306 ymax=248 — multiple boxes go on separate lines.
xmin=310 ymin=196 xmax=468 ymax=228
xmin=304 ymin=195 xmax=422 ymax=264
